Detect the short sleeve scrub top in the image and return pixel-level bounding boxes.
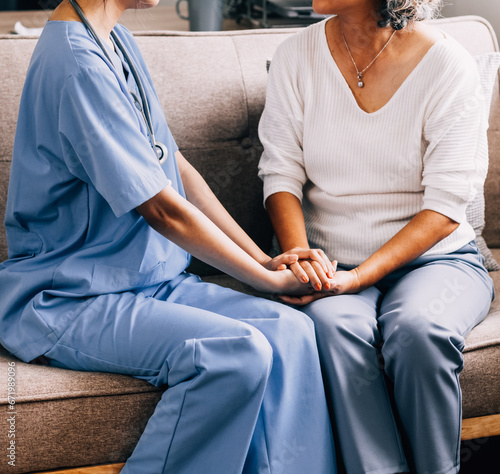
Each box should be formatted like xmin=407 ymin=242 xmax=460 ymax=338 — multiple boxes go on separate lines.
xmin=0 ymin=21 xmax=190 ymax=362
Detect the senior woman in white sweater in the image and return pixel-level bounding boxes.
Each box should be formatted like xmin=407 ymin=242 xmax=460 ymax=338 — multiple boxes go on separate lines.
xmin=258 ymin=1 xmax=495 ymax=473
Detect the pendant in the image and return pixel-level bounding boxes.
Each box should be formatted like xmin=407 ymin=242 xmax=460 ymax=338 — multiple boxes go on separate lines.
xmin=357 ymin=73 xmax=364 ymax=88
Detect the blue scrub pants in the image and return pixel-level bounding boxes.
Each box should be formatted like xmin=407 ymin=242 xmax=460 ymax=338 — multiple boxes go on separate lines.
xmin=43 ymin=273 xmax=336 ymax=474
xmin=302 ymin=242 xmax=494 ymax=474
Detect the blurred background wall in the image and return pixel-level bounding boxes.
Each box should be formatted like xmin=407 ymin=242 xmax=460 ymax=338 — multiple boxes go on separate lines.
xmin=161 ymin=1 xmax=500 ymax=38
xmin=441 ymin=0 xmax=500 ymax=38
xmin=2 ymin=0 xmax=499 ymax=39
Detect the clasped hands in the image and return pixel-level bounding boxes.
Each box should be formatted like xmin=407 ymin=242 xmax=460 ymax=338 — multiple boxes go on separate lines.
xmin=263 ymin=247 xmax=362 ymax=306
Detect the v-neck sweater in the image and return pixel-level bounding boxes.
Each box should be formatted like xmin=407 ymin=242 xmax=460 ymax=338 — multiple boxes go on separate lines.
xmin=258 ymin=19 xmax=488 ymax=265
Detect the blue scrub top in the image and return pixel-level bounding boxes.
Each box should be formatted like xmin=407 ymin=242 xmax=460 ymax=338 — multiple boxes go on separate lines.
xmin=0 ymin=21 xmax=190 ymax=362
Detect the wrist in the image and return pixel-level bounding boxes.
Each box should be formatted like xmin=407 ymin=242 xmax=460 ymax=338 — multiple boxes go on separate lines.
xmin=350 ymin=268 xmax=363 ymax=292
xmin=247 ymin=267 xmax=282 ymax=293
xmin=284 ymin=243 xmax=310 ymax=253
xmin=257 ymin=255 xmax=272 ymax=267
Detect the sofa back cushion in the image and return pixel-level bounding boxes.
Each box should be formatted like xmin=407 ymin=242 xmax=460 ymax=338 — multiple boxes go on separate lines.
xmin=428 ymin=17 xmax=500 ymax=253
xmin=136 ymin=31 xmax=300 ymax=273
xmin=0 ymin=38 xmax=38 ymax=263
xmin=0 ymin=16 xmax=499 ymax=273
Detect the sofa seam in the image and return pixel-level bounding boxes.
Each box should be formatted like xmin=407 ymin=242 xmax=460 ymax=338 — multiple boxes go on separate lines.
xmin=463 ymin=338 xmax=500 ymax=353
xmin=0 ymin=387 xmax=164 ymax=406
xmin=230 ymin=36 xmax=251 ymax=141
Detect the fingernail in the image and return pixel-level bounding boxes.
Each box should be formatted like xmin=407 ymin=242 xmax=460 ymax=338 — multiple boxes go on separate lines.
xmin=325 ymin=282 xmax=330 ymax=290
xmin=315 ymin=284 xmax=321 ymax=291
xmin=302 ymin=276 xmax=308 ymax=283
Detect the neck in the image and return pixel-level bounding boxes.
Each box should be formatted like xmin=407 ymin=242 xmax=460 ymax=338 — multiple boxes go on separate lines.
xmin=319 ymin=0 xmax=393 ymax=55
xmin=333 ymin=12 xmax=395 ymax=57
xmin=62 ymin=0 xmax=127 ymax=45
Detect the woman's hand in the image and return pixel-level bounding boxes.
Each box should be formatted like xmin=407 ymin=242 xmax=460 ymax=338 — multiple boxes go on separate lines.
xmin=264 ymin=193 xmax=337 ymax=288
xmin=277 ymin=269 xmax=361 ymax=306
xmin=327 ymin=269 xmax=361 ymax=295
xmin=259 ymin=250 xmax=336 ymax=297
xmin=261 ymin=248 xmax=336 ymax=290
xmin=260 ymin=252 xmax=299 ymax=271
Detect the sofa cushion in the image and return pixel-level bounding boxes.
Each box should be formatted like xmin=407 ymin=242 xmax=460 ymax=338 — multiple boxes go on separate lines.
xmin=134 ymin=32 xmax=296 ymax=275
xmin=0 ymin=38 xmax=38 ymax=264
xmin=460 ymin=249 xmax=500 ymax=419
xmin=0 ymin=344 xmax=164 ymax=473
xmin=466 ymin=53 xmax=500 ymax=271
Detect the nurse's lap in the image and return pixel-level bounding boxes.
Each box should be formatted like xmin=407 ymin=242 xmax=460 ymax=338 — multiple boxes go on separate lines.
xmin=42 ymin=273 xmax=314 ymax=380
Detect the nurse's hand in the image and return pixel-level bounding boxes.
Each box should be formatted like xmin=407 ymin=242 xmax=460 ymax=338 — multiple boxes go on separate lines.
xmin=277 ymin=270 xmax=361 ymax=306
xmin=265 ymin=267 xmax=318 ymax=297
xmin=282 ymin=247 xmax=337 ymax=291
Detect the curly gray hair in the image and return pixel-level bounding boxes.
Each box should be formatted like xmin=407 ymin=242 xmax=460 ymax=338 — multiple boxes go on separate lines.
xmin=378 ymin=0 xmax=443 ymax=30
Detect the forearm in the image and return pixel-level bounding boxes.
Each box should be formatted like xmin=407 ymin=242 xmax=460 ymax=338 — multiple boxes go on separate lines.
xmin=137 ymin=186 xmax=277 ymax=292
xmin=265 ymin=191 xmax=335 ymax=287
xmin=266 ymin=197 xmax=459 ymax=296
xmin=177 ymin=151 xmax=270 ymax=264
xmin=265 ymin=191 xmax=310 ymax=251
xmin=353 ymin=209 xmax=459 ymax=289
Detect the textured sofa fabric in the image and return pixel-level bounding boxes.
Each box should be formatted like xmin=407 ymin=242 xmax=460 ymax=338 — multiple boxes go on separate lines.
xmin=0 ymin=346 xmax=163 ymax=472
xmin=0 ymin=16 xmax=499 ymax=473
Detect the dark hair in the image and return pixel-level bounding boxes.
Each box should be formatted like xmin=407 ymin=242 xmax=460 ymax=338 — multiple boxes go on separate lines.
xmin=377 ymin=0 xmax=443 ymax=30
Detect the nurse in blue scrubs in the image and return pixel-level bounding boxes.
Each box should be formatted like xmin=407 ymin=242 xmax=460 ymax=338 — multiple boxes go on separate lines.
xmin=0 ymin=1 xmax=337 ymax=473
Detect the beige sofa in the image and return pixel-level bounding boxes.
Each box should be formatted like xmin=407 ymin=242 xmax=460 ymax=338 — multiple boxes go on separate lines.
xmin=0 ymin=15 xmax=499 ymax=474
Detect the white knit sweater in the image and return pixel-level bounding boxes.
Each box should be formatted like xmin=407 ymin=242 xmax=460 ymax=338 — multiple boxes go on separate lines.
xmin=258 ymin=19 xmax=487 ymax=265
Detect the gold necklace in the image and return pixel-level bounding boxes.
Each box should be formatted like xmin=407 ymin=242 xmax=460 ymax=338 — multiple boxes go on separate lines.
xmin=341 ymin=28 xmax=397 ymax=88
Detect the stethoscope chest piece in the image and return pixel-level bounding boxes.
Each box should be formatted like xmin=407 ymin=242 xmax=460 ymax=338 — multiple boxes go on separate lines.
xmin=156 ymin=142 xmax=168 ymax=165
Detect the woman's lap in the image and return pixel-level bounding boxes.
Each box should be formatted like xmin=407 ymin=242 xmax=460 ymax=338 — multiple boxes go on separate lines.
xmin=305 ymin=243 xmax=494 ymax=339
xmin=300 ymin=243 xmax=494 ymax=474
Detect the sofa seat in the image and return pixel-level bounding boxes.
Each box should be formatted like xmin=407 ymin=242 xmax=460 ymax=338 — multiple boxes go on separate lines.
xmin=0 ymin=345 xmax=163 ymax=473
xmin=1 ymin=250 xmax=499 ymax=474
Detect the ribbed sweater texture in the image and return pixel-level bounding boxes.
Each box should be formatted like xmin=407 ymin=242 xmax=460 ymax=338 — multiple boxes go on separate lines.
xmin=258 ymin=19 xmax=487 ymax=265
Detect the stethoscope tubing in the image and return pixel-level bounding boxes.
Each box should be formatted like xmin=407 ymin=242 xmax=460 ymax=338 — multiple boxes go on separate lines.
xmin=68 ymin=0 xmax=167 ymax=164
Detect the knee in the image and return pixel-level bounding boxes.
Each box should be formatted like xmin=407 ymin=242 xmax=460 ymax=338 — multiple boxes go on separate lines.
xmin=304 ymin=297 xmax=379 ymax=346
xmin=163 ymin=324 xmax=273 ymax=395
xmin=382 ymin=316 xmax=464 ymax=375
xmin=274 ymin=304 xmax=315 ymax=337
xmin=216 ymin=326 xmax=273 ymax=393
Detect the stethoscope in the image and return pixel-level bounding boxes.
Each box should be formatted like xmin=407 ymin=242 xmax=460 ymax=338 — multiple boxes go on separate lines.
xmin=68 ymin=0 xmax=168 ymax=165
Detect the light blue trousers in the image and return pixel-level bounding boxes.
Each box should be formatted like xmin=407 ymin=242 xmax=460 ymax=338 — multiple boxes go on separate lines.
xmin=303 ymin=242 xmax=494 ymax=474
xmin=43 ymin=273 xmax=336 ymax=474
